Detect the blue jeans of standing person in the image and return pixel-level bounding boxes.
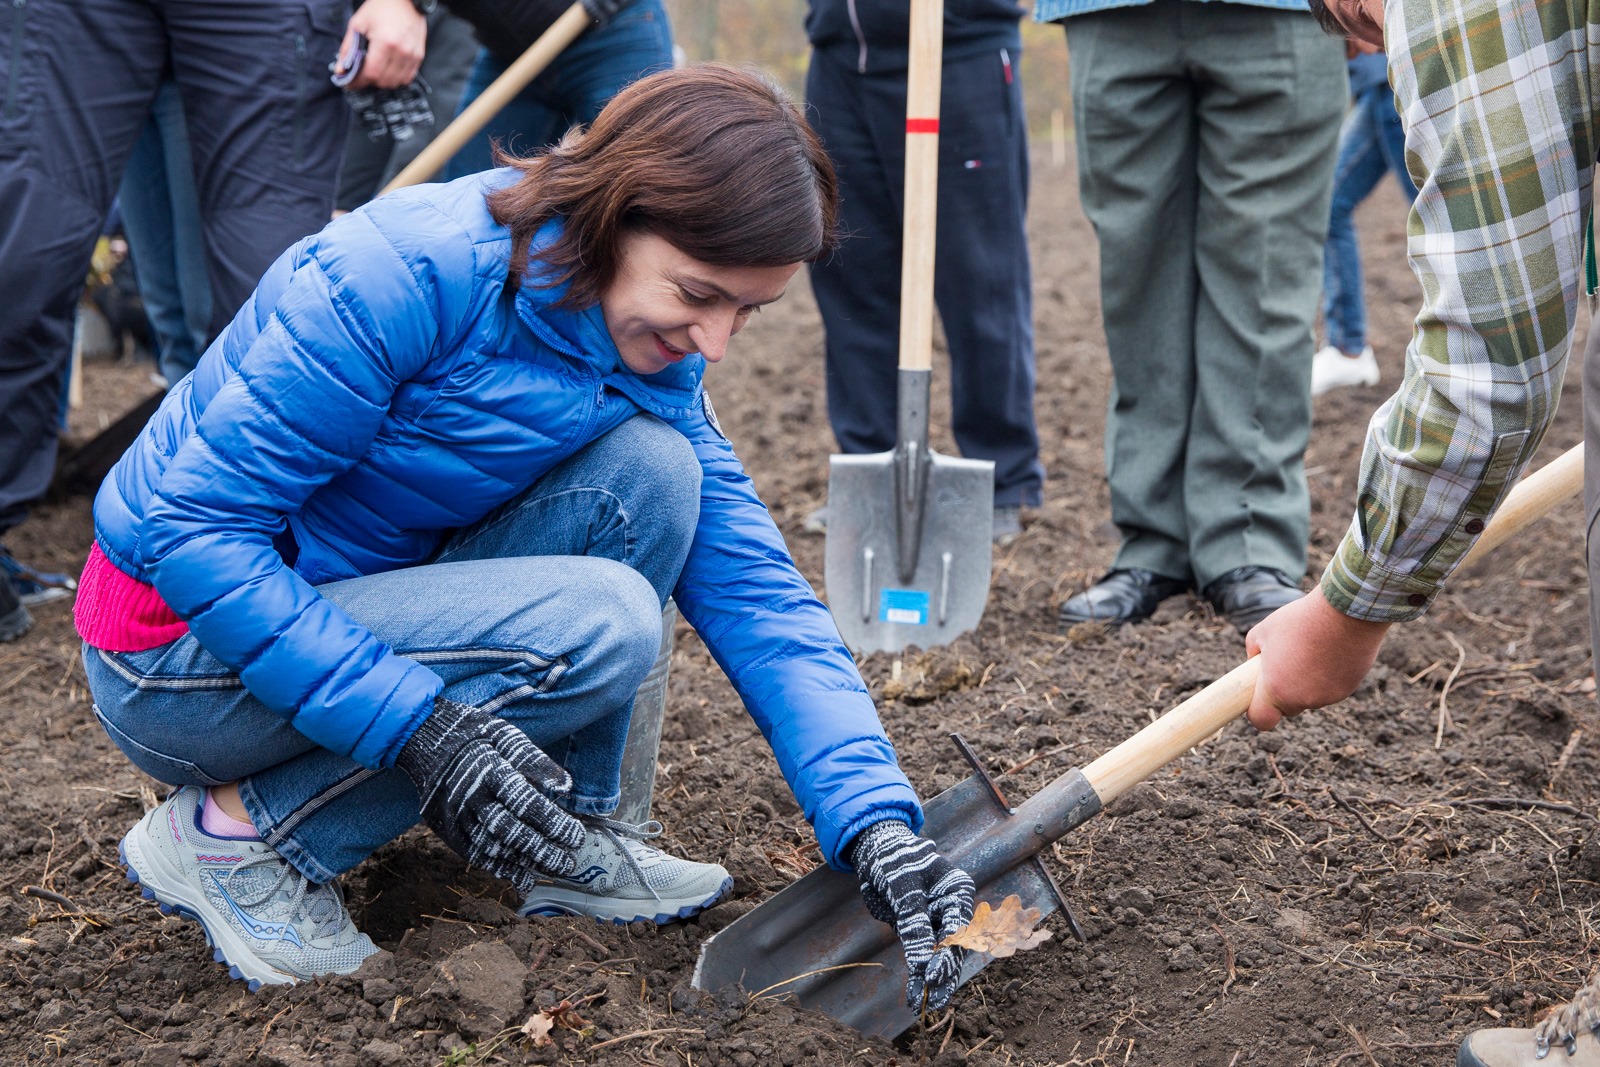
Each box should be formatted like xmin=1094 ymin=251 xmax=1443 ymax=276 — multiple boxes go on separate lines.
xmin=443 ymin=0 xmax=672 ymax=179
xmin=83 ymin=415 xmax=697 ymax=885
xmin=1321 ymin=79 xmax=1418 ymax=355
xmin=120 ymin=80 xmax=212 ymax=385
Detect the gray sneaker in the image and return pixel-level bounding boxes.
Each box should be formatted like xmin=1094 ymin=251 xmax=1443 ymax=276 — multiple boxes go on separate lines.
xmin=519 ymin=816 xmax=732 ymax=925
xmin=120 ymin=787 xmax=376 ymax=990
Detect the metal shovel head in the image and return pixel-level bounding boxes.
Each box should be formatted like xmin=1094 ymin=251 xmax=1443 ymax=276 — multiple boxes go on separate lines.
xmin=824 ymin=448 xmax=994 ymax=655
xmin=691 ymin=771 xmax=1074 ymax=1039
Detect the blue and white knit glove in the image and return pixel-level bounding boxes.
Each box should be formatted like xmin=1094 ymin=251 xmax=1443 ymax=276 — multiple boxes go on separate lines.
xmin=847 ymin=820 xmax=976 ymax=1011
xmin=396 ymin=697 xmax=585 ymax=889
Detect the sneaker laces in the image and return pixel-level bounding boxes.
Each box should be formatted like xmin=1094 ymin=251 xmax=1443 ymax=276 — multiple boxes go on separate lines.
xmin=582 ymin=815 xmax=666 ymax=901
xmin=221 ymin=852 xmax=352 ymax=943
xmin=1535 ymin=971 xmax=1600 ymax=1057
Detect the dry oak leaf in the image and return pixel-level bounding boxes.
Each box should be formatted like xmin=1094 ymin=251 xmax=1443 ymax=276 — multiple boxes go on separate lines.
xmin=520 ymin=1010 xmax=555 ymax=1047
xmin=939 ymin=894 xmax=1053 ymax=958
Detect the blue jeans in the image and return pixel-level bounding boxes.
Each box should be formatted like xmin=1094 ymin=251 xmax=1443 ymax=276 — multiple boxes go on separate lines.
xmin=120 ymin=79 xmax=213 ymax=384
xmin=443 ymin=0 xmax=673 ymax=179
xmin=83 ymin=415 xmax=699 ymax=884
xmin=1321 ymin=81 xmax=1418 ymax=355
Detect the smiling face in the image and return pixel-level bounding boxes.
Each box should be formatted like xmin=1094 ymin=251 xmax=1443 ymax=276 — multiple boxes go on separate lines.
xmin=1319 ymin=0 xmax=1385 ymax=49
xmin=599 ymin=230 xmax=800 ymax=375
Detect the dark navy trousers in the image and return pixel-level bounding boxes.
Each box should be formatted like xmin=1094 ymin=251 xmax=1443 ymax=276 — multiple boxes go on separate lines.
xmin=805 ymin=46 xmax=1043 ymax=507
xmin=0 ymin=0 xmax=350 ymax=532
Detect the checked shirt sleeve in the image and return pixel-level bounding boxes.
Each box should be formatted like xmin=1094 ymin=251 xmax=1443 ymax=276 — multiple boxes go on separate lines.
xmin=1321 ymin=0 xmax=1600 ymax=621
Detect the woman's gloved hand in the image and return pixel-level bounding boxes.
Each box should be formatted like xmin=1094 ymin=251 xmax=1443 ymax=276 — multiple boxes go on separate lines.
xmin=847 ymin=819 xmax=976 ymax=1011
xmin=396 ymin=697 xmax=586 ymax=889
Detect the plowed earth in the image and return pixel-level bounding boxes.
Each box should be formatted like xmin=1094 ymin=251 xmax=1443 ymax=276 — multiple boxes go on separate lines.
xmin=4 ymin=157 xmax=1596 ymax=1067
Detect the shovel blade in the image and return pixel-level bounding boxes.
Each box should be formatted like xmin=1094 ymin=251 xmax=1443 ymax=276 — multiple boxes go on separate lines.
xmin=824 ymin=449 xmax=994 ymax=655
xmin=691 ymin=773 xmax=1061 ymax=1039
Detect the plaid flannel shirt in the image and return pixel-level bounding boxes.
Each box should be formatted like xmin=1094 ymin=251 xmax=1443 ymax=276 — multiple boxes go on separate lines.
xmin=1322 ymin=0 xmax=1600 ymax=621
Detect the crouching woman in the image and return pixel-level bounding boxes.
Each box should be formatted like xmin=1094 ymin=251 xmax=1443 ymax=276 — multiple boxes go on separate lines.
xmin=74 ymin=65 xmax=973 ymax=1011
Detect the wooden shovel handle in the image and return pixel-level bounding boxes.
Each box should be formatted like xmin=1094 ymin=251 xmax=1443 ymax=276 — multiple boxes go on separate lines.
xmin=897 ymin=0 xmax=943 ymax=374
xmin=1080 ymin=442 xmax=1585 ymax=805
xmin=379 ymin=2 xmax=592 ymax=197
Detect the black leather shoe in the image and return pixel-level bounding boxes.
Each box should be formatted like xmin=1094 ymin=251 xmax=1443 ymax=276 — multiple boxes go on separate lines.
xmin=1058 ymin=568 xmax=1190 ymax=628
xmin=1202 ymin=566 xmax=1303 ymax=633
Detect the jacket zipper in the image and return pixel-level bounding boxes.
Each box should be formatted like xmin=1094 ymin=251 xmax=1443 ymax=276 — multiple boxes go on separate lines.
xmin=4 ymin=0 xmax=27 ymax=122
xmin=292 ymin=33 xmax=307 ymax=164
xmin=846 ymin=0 xmax=867 ymax=73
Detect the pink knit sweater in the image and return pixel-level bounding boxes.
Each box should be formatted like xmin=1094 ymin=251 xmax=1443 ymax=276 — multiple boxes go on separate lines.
xmin=74 ymin=543 xmax=189 ymax=652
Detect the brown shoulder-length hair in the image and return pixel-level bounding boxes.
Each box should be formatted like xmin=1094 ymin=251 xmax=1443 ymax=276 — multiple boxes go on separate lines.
xmin=487 ymin=64 xmax=840 ymax=308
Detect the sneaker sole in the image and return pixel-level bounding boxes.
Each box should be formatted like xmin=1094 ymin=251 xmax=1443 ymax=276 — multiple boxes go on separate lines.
xmin=16 ymin=585 xmax=71 ymax=608
xmin=119 ymin=829 xmax=295 ymax=992
xmin=521 ymin=874 xmax=733 ymax=926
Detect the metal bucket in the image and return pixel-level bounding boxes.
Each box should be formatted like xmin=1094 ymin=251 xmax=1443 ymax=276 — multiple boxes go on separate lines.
xmin=615 ymin=599 xmax=676 ymax=825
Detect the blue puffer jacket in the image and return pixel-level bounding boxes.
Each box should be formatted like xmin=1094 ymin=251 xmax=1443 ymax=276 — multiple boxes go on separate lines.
xmin=90 ymin=170 xmax=922 ymax=868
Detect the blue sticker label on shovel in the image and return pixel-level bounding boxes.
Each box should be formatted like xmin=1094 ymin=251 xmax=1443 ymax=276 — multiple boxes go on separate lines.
xmin=879 ymin=588 xmax=930 ymax=626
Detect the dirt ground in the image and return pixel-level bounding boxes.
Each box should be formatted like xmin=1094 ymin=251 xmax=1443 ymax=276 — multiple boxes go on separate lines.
xmin=5 ymin=155 xmax=1598 ymax=1067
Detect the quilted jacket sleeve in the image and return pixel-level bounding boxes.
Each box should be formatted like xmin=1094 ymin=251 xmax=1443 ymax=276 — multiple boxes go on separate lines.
xmin=668 ymin=397 xmax=924 ymax=870
xmin=140 ymin=199 xmax=476 ymax=769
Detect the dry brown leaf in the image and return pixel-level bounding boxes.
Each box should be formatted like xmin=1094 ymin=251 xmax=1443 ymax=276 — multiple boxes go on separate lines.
xmin=520 ymin=1010 xmax=555 ymax=1047
xmin=939 ymin=894 xmax=1053 ymax=958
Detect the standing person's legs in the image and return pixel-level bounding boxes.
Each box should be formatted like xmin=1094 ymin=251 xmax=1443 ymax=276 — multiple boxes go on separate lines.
xmin=539 ymin=0 xmax=672 ymax=127
xmin=1067 ymin=1 xmax=1199 ymax=582
xmin=443 ymin=49 xmax=564 ymax=179
xmin=1185 ymin=6 xmax=1345 ymax=589
xmin=806 ymin=52 xmax=904 ymax=459
xmin=930 ymin=48 xmax=1043 ymax=509
xmin=443 ymin=0 xmax=671 ymax=180
xmin=166 ymin=0 xmax=350 ymax=335
xmin=1372 ymin=82 xmax=1419 ymax=200
xmin=86 ymin=415 xmax=699 ymax=884
xmin=0 ymin=0 xmax=165 ymax=536
xmin=1321 ymin=94 xmax=1388 ymax=356
xmin=120 ymin=80 xmax=214 ymax=384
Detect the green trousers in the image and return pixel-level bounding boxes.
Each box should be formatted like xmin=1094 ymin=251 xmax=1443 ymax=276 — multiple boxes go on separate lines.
xmin=1065 ymin=0 xmax=1346 ymax=590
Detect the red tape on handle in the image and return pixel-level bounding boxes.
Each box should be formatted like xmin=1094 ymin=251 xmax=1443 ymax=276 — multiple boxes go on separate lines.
xmin=906 ymin=118 xmax=939 ymax=134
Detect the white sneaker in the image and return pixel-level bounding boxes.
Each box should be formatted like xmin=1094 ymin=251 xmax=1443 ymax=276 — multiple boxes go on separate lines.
xmin=1311 ymin=344 xmax=1380 ymax=396
xmin=120 ymin=787 xmax=377 ymax=990
xmin=519 ymin=816 xmax=732 ymax=925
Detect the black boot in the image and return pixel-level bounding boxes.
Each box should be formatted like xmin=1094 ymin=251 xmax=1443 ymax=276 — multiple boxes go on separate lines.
xmin=1202 ymin=566 xmax=1303 ymax=633
xmin=1058 ymin=568 xmax=1189 ymax=628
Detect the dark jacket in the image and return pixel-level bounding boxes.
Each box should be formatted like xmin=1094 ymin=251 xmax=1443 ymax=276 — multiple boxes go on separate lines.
xmin=90 ymin=170 xmax=922 ymax=869
xmin=806 ymin=0 xmax=1022 ymax=75
xmin=442 ymin=0 xmax=574 ymax=65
